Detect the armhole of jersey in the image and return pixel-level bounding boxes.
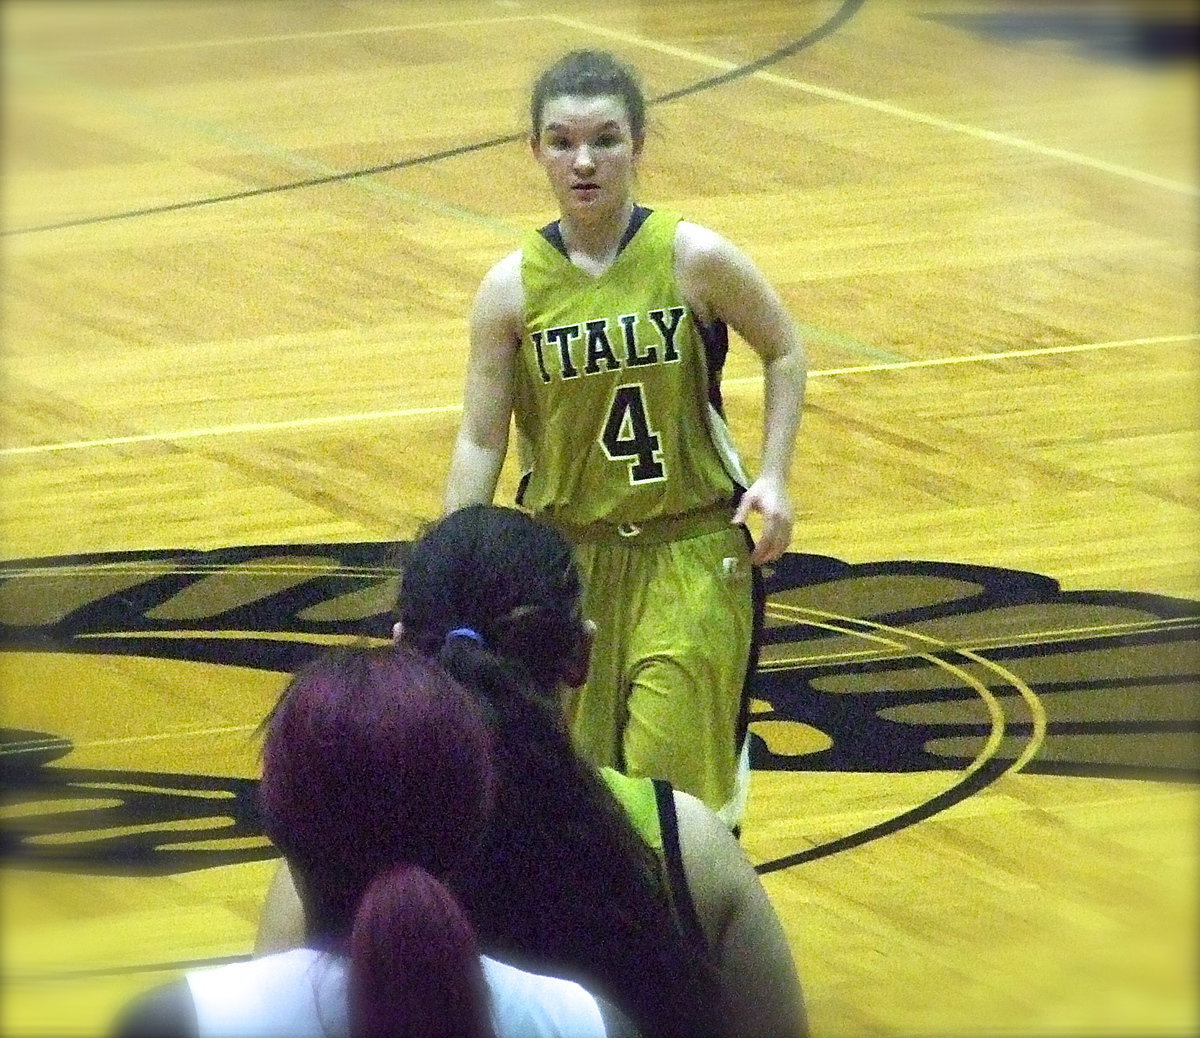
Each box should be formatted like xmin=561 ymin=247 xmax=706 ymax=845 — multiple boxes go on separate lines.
xmin=695 ymin=317 xmax=730 ymax=415
xmin=652 ymin=778 xmax=708 ymax=954
xmin=622 ymin=205 xmax=653 ymax=251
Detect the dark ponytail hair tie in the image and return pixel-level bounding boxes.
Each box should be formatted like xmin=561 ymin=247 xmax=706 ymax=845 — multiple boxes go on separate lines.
xmin=444 ymin=627 xmax=485 ymax=649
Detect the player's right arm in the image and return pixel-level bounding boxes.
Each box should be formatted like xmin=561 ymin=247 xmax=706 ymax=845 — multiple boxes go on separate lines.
xmin=443 ymin=251 xmax=524 ymax=513
xmin=674 ymin=790 xmax=809 ymax=1038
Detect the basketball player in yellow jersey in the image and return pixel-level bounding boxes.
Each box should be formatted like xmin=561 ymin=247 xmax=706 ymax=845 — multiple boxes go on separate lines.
xmin=445 ymin=49 xmax=806 ymax=827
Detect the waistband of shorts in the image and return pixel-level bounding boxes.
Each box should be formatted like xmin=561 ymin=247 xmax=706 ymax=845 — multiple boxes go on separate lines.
xmin=542 ymin=501 xmax=737 ymax=547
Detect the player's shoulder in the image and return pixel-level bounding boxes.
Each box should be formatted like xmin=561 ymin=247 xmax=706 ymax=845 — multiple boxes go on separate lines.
xmin=672 ymin=789 xmax=749 ymax=927
xmin=474 ymin=249 xmax=524 ymax=317
xmin=674 ymin=220 xmax=744 ymax=275
xmin=675 ymin=219 xmax=722 ymax=246
xmin=483 ymin=248 xmax=524 ymax=287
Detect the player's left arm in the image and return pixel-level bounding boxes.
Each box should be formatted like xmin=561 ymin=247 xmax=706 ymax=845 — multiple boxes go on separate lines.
xmin=674 ymin=790 xmax=810 ymax=1038
xmin=677 ymin=222 xmax=807 ymax=564
xmin=254 ymin=858 xmax=307 ymax=955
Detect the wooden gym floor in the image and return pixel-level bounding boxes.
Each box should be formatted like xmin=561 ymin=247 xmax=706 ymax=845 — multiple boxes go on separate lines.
xmin=2 ymin=1 xmax=1197 ymax=1035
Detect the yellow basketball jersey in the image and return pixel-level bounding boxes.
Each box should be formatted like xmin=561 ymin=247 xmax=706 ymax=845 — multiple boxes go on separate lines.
xmin=600 ymin=766 xmax=707 ymax=953
xmin=514 ymin=208 xmax=747 ymax=526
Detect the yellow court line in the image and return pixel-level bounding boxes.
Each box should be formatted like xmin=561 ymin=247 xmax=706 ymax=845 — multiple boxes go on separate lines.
xmin=73 ymin=782 xmax=235 ymax=798
xmin=76 ymin=631 xmax=389 ymax=646
xmin=545 ymin=15 xmax=1200 ymax=196
xmin=763 ymin=606 xmax=1007 ymax=779
xmin=3 ymin=334 xmax=1194 ymax=457
xmin=0 ymin=563 xmax=402 ymax=578
xmin=30 ymin=818 xmax=233 ymax=846
xmin=759 ymin=647 xmax=901 ymax=667
xmin=44 ymin=725 xmax=261 ymax=751
xmin=761 ymin=614 xmax=1199 ymax=667
xmin=0 ymin=403 xmax=460 ymax=456
xmin=959 ymin=646 xmax=1046 ymax=774
xmin=923 ymin=615 xmax=1200 ymax=658
xmin=9 ymin=15 xmax=545 ymax=58
xmin=726 ymin=333 xmax=1200 ymax=384
xmin=782 ymin=604 xmax=1048 ymax=775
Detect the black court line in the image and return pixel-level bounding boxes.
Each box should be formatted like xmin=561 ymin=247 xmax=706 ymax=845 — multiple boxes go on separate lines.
xmin=756 ymin=757 xmax=1009 ymax=874
xmin=2 ymin=0 xmax=867 ymax=237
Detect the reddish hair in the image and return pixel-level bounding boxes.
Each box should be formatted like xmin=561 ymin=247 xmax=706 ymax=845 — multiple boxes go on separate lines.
xmin=351 ymin=864 xmax=491 ymax=1038
xmin=259 ymin=645 xmax=496 ymax=1038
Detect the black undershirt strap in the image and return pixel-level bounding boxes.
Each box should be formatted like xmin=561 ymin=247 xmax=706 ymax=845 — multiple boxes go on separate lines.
xmin=652 ymin=778 xmax=708 ymax=955
xmin=538 ymin=205 xmax=653 ymax=259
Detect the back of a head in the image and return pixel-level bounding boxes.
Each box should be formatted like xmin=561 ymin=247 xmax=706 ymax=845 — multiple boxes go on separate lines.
xmin=398 ymin=504 xmax=584 ymax=695
xmin=259 ymin=645 xmax=496 ymax=1038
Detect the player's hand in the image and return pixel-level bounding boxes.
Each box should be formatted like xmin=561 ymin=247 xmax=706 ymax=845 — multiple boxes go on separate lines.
xmin=732 ymin=476 xmax=794 ymax=565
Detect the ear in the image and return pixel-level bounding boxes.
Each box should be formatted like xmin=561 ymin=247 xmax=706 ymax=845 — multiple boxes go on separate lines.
xmin=561 ymin=619 xmax=596 ymax=688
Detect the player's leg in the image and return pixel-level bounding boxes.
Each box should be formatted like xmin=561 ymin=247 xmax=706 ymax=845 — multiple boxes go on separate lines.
xmin=621 ymin=526 xmax=757 ymax=823
xmin=563 ymin=539 xmax=630 ymax=772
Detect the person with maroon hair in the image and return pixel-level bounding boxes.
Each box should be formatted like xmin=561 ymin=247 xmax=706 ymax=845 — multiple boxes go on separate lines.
xmin=111 ymin=645 xmax=637 ymax=1038
xmin=257 ymin=505 xmax=808 ymax=1038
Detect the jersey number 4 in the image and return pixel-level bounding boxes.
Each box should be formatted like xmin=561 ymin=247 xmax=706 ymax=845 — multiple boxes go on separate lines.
xmin=601 ymin=384 xmax=666 ymax=484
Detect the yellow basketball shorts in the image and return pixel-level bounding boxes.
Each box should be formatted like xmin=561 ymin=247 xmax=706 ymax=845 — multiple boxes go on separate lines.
xmin=566 ymin=521 xmax=764 ymax=823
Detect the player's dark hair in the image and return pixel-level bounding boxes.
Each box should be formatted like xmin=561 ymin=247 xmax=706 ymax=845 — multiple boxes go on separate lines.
xmin=259 ymin=646 xmax=496 ymax=1038
xmin=530 ymin=48 xmax=647 ymax=146
xmin=397 ymin=504 xmax=718 ymax=1037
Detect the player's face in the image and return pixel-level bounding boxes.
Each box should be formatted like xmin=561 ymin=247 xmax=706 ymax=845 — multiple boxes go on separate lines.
xmin=532 ymin=94 xmax=641 ymax=221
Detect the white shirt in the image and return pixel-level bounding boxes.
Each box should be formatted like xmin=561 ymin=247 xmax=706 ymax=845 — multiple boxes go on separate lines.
xmin=186 ymin=948 xmax=608 ymax=1038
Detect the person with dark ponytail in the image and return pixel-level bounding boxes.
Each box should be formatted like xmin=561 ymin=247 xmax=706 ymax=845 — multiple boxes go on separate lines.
xmin=257 ymin=505 xmax=808 ymax=1038
xmin=111 ymin=646 xmax=636 ymax=1038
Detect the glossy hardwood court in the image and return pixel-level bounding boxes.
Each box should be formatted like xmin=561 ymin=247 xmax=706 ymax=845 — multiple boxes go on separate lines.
xmin=2 ymin=1 xmax=1198 ymax=1035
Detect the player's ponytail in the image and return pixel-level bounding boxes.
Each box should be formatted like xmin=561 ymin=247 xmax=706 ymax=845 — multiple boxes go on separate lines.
xmin=396 ymin=506 xmax=719 ymax=1036
xmin=349 ymin=863 xmax=492 ymax=1038
xmin=436 ymin=633 xmax=565 ymax=753
xmin=400 ymin=504 xmax=596 ymax=790
xmin=259 ymin=645 xmax=498 ymax=1038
